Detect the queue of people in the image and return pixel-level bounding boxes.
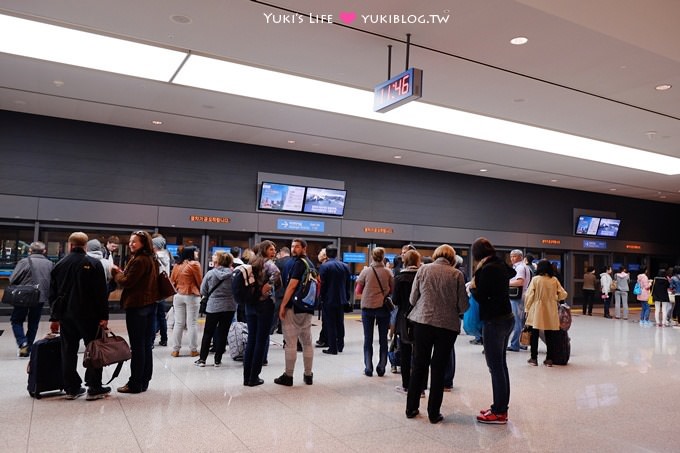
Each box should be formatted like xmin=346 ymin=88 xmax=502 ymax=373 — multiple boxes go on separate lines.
xmin=12 ymin=231 xmax=676 ymax=430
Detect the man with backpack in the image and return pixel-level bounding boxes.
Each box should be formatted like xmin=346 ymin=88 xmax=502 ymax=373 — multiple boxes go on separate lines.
xmin=275 ymin=238 xmax=317 ymax=386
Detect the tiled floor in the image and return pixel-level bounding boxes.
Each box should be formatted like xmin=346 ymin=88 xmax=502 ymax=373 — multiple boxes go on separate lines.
xmin=1 ymin=309 xmax=678 ymax=452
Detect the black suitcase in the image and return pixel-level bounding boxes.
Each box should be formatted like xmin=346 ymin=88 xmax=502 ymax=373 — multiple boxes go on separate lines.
xmin=27 ymin=335 xmax=64 ymax=398
xmin=551 ymin=329 xmax=571 ymax=366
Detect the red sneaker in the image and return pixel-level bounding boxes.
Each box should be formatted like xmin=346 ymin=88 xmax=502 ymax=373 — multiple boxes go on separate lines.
xmin=477 ymin=410 xmax=508 ymax=424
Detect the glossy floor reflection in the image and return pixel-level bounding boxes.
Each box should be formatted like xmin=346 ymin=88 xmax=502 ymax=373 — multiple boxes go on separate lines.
xmin=1 ymin=309 xmax=678 ymax=452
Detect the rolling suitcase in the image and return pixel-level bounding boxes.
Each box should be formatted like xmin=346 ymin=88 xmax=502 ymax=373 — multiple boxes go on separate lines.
xmin=551 ymin=329 xmax=571 ymax=366
xmin=27 ymin=334 xmax=64 ymax=398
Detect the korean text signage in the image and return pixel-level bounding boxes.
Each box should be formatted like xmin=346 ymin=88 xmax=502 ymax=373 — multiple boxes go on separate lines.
xmin=363 ymin=226 xmax=394 ymax=234
xmin=190 ymin=215 xmax=231 ymax=224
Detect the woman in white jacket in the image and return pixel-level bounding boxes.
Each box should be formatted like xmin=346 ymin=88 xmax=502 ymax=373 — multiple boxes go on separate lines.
xmin=600 ymin=266 xmax=613 ymax=319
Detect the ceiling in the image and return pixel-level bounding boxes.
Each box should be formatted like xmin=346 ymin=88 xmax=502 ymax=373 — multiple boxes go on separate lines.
xmin=1 ymin=0 xmax=679 ymax=203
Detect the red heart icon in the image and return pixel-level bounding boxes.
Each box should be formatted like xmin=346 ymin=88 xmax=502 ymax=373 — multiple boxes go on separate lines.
xmin=339 ymin=11 xmax=357 ymax=24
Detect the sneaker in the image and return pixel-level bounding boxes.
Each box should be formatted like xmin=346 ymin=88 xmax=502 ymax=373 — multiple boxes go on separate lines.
xmin=469 ymin=338 xmax=483 ymax=345
xmin=65 ymin=388 xmax=86 ymax=400
xmin=443 ymin=386 xmax=453 ymax=392
xmin=274 ymin=373 xmax=293 ymax=386
xmin=303 ymin=373 xmax=313 ymax=385
xmin=18 ymin=343 xmax=29 ymax=358
xmin=527 ymin=358 xmax=538 ymax=366
xmin=543 ymin=359 xmax=553 ymax=367
xmin=86 ymin=386 xmax=111 ymax=401
xmin=194 ymin=359 xmax=206 ymax=367
xmin=394 ymin=386 xmax=408 ymax=395
xmin=391 ymin=365 xmax=399 ymax=374
xmin=420 ymin=390 xmax=426 ymax=399
xmin=214 ymin=361 xmax=222 ymax=367
xmin=158 ymin=340 xmax=167 ymax=347
xmin=477 ymin=410 xmax=508 ymax=424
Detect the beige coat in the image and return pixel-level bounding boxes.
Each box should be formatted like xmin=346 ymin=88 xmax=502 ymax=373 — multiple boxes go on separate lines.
xmin=524 ymin=275 xmax=567 ymax=330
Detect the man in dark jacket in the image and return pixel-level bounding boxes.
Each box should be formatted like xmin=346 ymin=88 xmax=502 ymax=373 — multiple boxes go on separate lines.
xmin=318 ymin=245 xmax=351 ymax=355
xmin=9 ymin=241 xmax=54 ymax=357
xmin=49 ymin=232 xmax=109 ymax=400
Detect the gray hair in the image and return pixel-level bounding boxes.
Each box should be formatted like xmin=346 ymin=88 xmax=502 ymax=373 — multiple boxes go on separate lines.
xmin=510 ymin=249 xmax=523 ymax=258
xmin=29 ymin=241 xmax=46 ymax=253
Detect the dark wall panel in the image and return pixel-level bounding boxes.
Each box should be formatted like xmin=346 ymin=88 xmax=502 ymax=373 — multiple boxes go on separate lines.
xmin=1 ymin=110 xmax=678 ymax=245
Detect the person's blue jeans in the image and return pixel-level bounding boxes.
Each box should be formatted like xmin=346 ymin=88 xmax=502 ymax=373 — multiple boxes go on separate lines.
xmin=508 ymin=298 xmax=524 ymax=350
xmin=244 ymin=301 xmax=275 ymax=384
xmin=640 ymin=300 xmax=651 ymax=322
xmin=126 ymin=303 xmax=156 ymax=391
xmin=362 ymin=307 xmax=390 ymax=375
xmin=153 ymin=300 xmax=168 ymax=344
xmin=11 ymin=303 xmax=43 ymax=349
xmin=482 ymin=315 xmax=514 ymax=414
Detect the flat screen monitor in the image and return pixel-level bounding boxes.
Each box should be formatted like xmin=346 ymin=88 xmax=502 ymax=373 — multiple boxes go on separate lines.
xmin=575 ymin=216 xmax=601 ymax=236
xmin=258 ymin=182 xmax=305 ymax=213
xmin=302 ymin=187 xmax=347 ymax=216
xmin=596 ymin=218 xmax=621 ymax=238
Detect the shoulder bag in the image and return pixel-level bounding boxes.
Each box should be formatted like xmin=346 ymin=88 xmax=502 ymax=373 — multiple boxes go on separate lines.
xmin=371 ymin=266 xmax=394 ymax=311
xmin=199 ymin=277 xmax=226 ymax=314
xmin=2 ymin=256 xmax=42 ymax=307
xmin=157 ymin=258 xmax=176 ymax=300
xmin=83 ymin=327 xmax=132 ymax=385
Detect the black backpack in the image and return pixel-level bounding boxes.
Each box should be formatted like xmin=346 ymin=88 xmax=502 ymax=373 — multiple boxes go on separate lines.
xmin=231 ymin=265 xmax=261 ymax=305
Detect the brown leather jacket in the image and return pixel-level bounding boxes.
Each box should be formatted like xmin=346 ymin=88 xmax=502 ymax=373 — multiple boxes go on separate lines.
xmin=114 ymin=252 xmax=158 ymax=309
xmin=170 ymin=260 xmax=202 ymax=296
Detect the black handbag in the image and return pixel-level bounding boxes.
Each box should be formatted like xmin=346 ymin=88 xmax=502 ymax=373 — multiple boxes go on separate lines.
xmin=200 ymin=277 xmax=226 ymax=314
xmin=509 ymin=286 xmax=523 ymax=299
xmin=371 ymin=267 xmax=394 ymax=310
xmin=2 ymin=256 xmax=41 ymax=307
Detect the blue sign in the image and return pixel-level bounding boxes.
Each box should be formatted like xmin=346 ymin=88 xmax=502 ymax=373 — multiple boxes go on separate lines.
xmin=583 ymin=240 xmax=607 ymax=250
xmin=343 ymin=252 xmax=367 ymax=264
xmin=385 ymin=253 xmax=397 ymax=264
xmin=277 ymin=219 xmax=325 ymax=232
xmin=211 ymin=246 xmax=231 ymax=255
xmin=167 ymin=244 xmax=180 ymax=258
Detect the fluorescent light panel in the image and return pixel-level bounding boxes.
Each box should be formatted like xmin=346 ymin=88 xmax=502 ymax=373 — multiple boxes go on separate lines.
xmin=3 ymin=13 xmax=679 ymax=175
xmin=0 ymin=14 xmax=186 ymax=81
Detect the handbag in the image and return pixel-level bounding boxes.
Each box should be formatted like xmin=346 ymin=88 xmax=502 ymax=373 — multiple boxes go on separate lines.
xmin=200 ymin=277 xmax=226 ymax=314
xmin=463 ymin=293 xmax=483 ymax=338
xmin=83 ymin=327 xmax=132 ymax=385
xmin=371 ymin=266 xmax=394 ymax=310
xmin=2 ymin=256 xmax=41 ymax=307
xmin=520 ymin=326 xmax=531 ymax=347
xmin=648 ymin=280 xmax=655 ymax=305
xmin=158 ymin=270 xmax=176 ymax=300
xmin=508 ymin=285 xmax=522 ymax=299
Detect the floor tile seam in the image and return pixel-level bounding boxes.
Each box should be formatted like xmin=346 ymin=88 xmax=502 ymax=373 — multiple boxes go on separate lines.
xmin=113 ymin=397 xmax=145 ymax=453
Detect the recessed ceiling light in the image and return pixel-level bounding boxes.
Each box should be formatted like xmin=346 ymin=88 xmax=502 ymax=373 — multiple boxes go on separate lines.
xmin=510 ymin=37 xmax=528 ymax=45
xmin=655 ymin=84 xmax=672 ymax=91
xmin=550 ymin=179 xmax=558 ymax=182
xmin=53 ymin=80 xmax=64 ymax=87
xmin=609 ymin=188 xmax=617 ymax=191
xmin=151 ymin=120 xmax=163 ymax=125
xmin=394 ymin=155 xmax=402 ymax=159
xmin=287 ymin=140 xmax=296 ymax=144
xmin=170 ymin=15 xmax=192 ymax=24
xmin=479 ymin=169 xmax=488 ymax=172
xmin=13 ymin=99 xmax=26 ymax=105
xmin=660 ymin=195 xmax=667 ymax=199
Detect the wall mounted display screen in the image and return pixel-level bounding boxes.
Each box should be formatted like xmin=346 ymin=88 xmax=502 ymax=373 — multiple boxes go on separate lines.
xmin=575 ymin=216 xmax=601 ymax=236
xmin=596 ymin=218 xmax=621 ymax=238
xmin=258 ymin=182 xmax=305 ymax=213
xmin=302 ymin=187 xmax=347 ymax=216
